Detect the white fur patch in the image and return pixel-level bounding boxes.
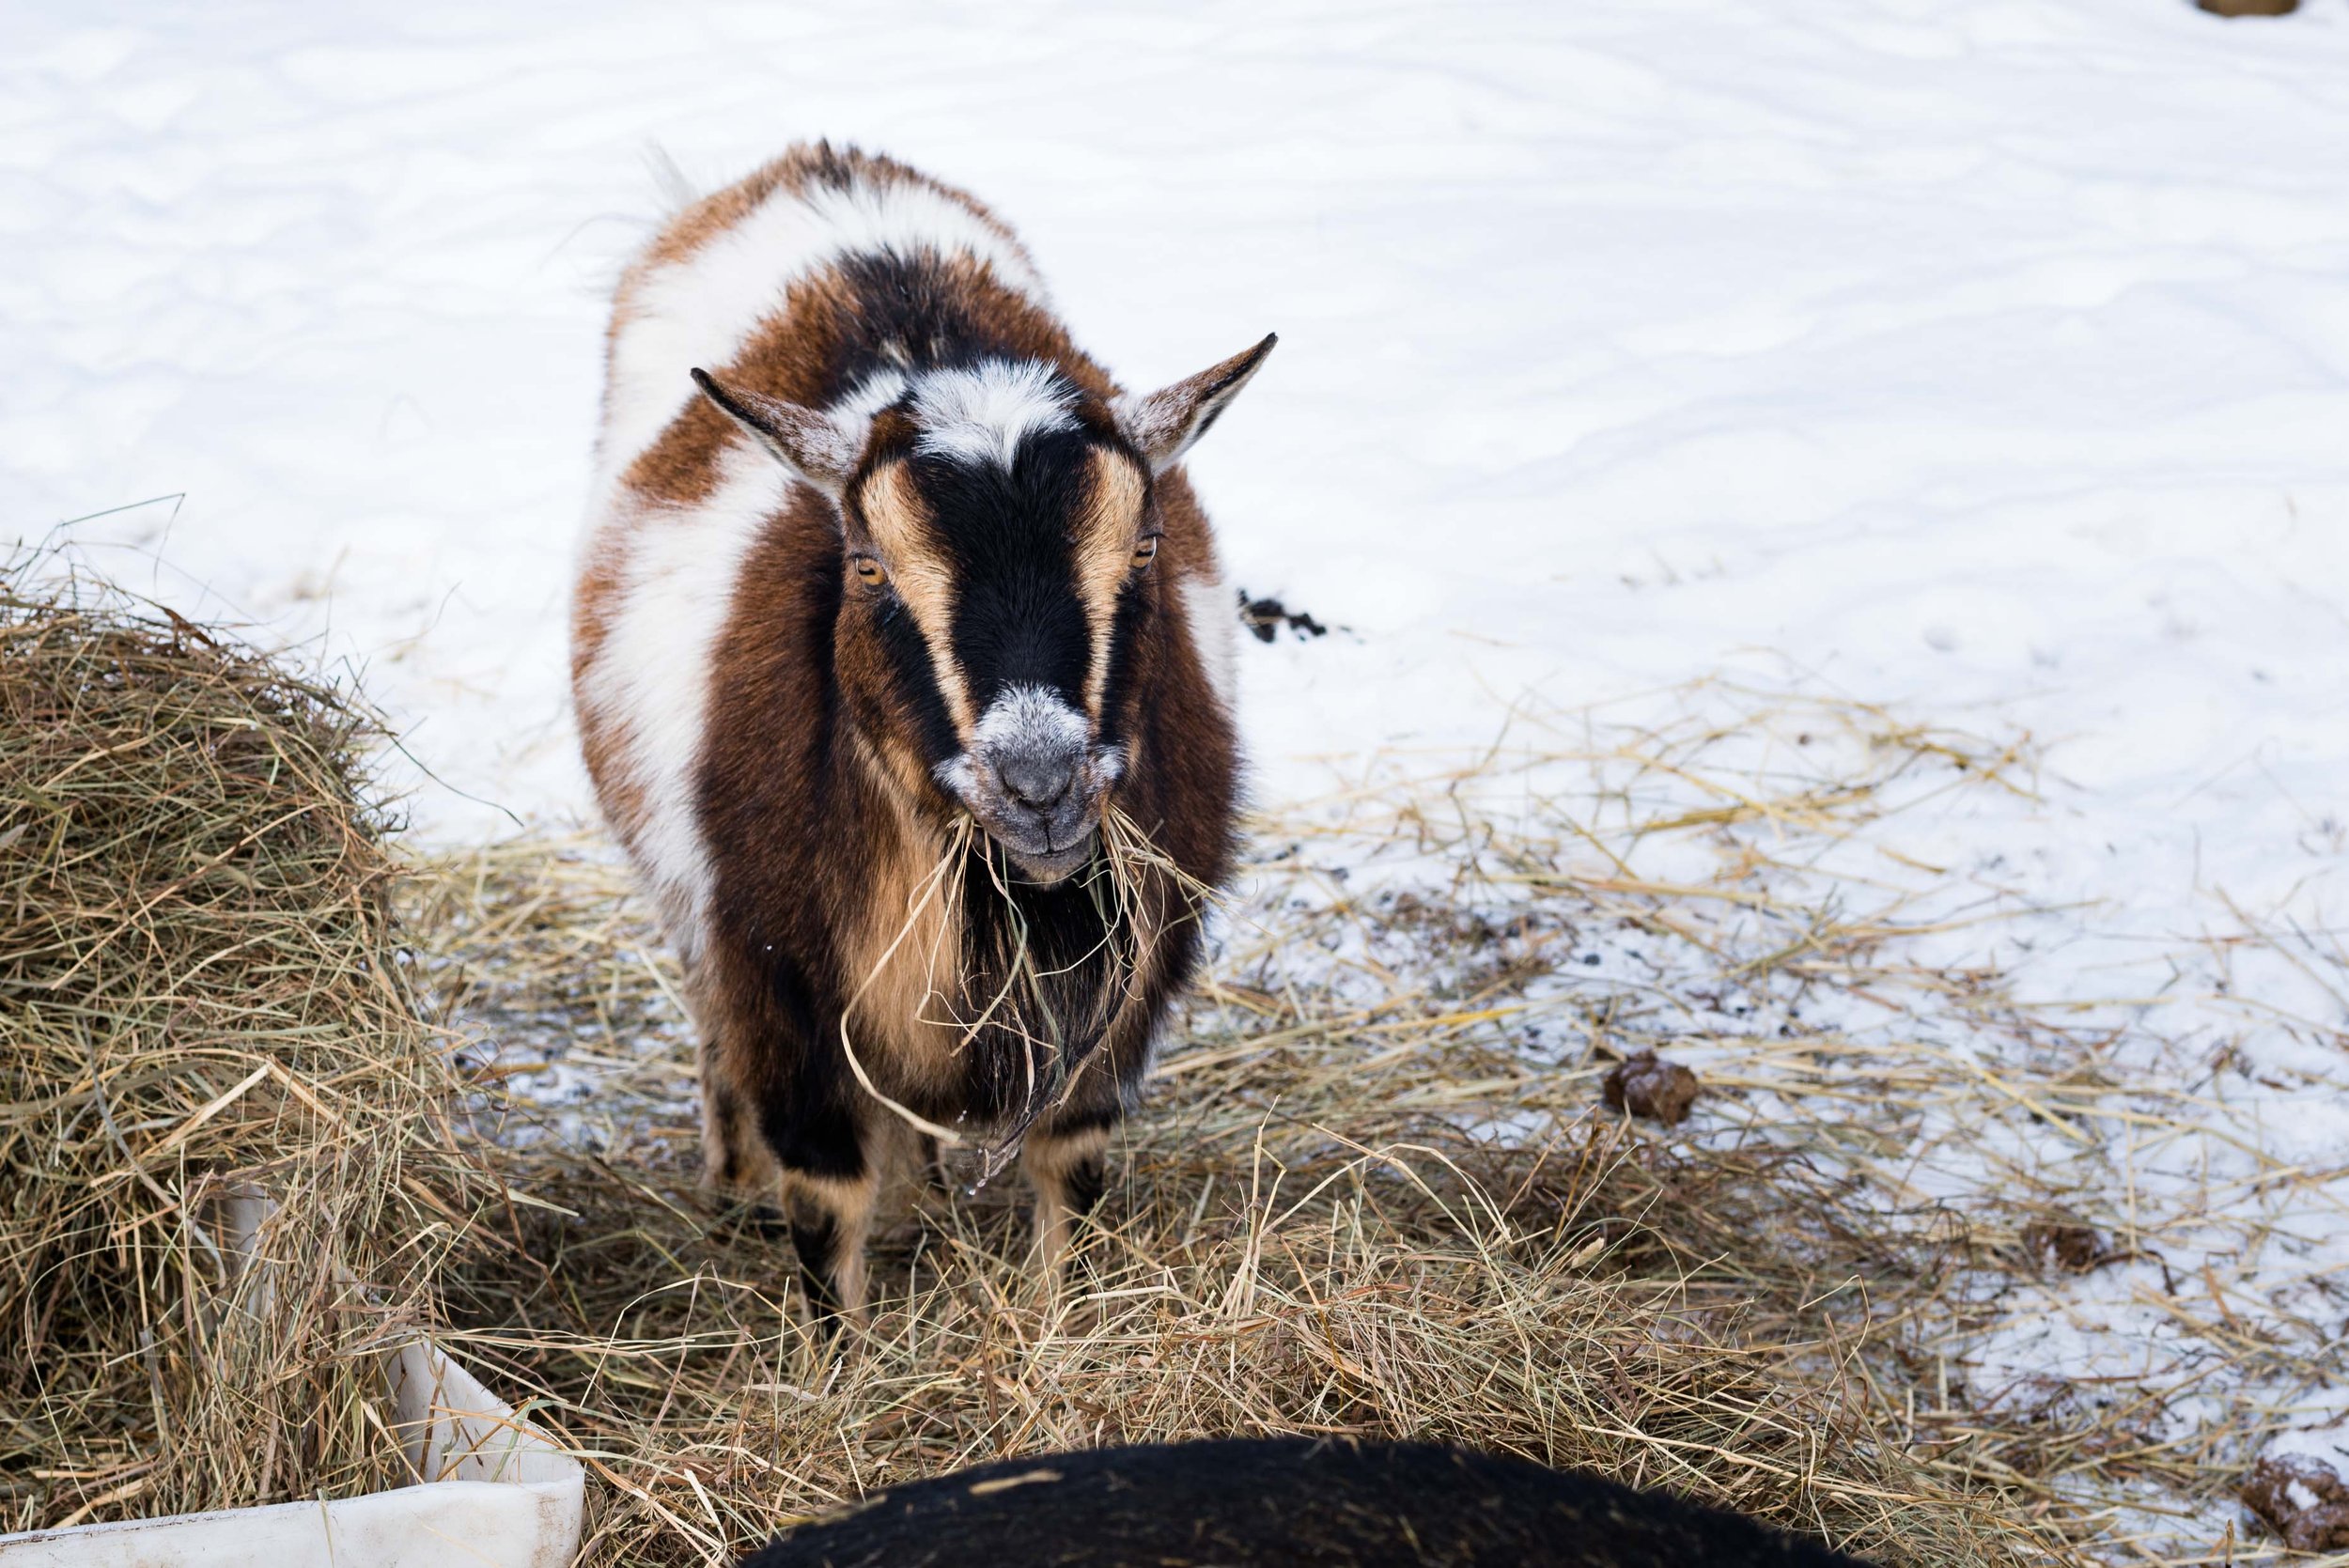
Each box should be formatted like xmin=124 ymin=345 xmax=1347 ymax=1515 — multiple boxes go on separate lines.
xmin=932 ymin=753 xmax=979 ymax=802
xmin=575 ymin=443 xmax=788 ymax=961
xmin=832 ymin=368 xmax=910 ymax=424
xmin=974 ymin=683 xmax=1089 ymax=753
xmin=599 ymin=171 xmax=1045 ymax=487
xmin=909 ymin=361 xmax=1080 ymax=469
xmin=1178 ymin=572 xmax=1238 ymax=716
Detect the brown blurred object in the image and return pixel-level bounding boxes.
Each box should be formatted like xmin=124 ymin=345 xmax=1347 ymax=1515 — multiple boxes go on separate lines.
xmin=1602 ymin=1050 xmax=1701 ymax=1126
xmin=2241 ymin=1453 xmax=2349 ymax=1552
xmin=2196 ymin=0 xmax=2298 ymax=15
xmin=2019 ymin=1219 xmax=2107 ymax=1273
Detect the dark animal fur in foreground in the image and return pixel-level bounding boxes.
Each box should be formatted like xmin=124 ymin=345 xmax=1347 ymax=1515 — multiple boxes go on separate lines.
xmin=740 ymin=1437 xmax=1879 ymax=1567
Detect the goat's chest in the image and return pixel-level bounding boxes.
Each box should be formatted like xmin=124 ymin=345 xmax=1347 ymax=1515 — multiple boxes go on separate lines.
xmin=839 ymin=854 xmax=1143 ymax=1126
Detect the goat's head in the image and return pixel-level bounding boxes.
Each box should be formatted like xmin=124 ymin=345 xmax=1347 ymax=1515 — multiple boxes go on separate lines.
xmin=691 ymin=335 xmax=1271 ymax=883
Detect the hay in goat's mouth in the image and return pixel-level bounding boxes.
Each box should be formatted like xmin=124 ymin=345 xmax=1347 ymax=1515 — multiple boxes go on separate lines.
xmin=833 ymin=812 xmax=1165 ymax=1186
xmin=0 ymin=555 xmax=487 ymax=1530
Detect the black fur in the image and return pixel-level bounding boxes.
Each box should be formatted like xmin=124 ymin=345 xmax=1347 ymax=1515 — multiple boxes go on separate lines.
xmin=787 ymin=1208 xmax=842 ymax=1323
xmin=1060 ymin=1155 xmax=1107 ymax=1225
xmin=739 ymin=1437 xmax=1880 ymax=1568
xmin=924 ymin=435 xmax=1100 ymax=713
xmin=873 ymin=593 xmax=963 ymax=768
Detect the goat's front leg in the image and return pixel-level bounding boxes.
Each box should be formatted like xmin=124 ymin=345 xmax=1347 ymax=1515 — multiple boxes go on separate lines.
xmin=700 ymin=1030 xmax=871 ymax=1327
xmin=1022 ymin=1114 xmax=1112 ymax=1265
xmin=779 ymin=1158 xmax=879 ymax=1327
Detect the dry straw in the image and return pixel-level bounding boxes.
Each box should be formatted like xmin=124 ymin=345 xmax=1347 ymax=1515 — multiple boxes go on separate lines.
xmin=0 ymin=553 xmax=488 ymax=1531
xmin=10 ymin=554 xmax=2224 ymax=1567
xmin=411 ymin=709 xmax=2089 ymax=1566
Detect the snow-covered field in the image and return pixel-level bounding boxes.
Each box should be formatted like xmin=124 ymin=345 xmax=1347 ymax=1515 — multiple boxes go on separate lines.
xmin=8 ymin=0 xmax=2349 ymax=1556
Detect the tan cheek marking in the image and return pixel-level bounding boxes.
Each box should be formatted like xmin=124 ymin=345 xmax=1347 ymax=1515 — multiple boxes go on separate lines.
xmin=861 ymin=462 xmax=975 ymax=737
xmin=837 ymin=632 xmax=946 ymax=807
xmin=1076 ymin=451 xmax=1147 ymax=717
xmin=835 ymin=776 xmax=964 ymax=1086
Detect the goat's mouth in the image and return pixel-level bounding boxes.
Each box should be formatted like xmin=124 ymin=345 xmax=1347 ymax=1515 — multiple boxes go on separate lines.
xmin=967 ymin=800 xmax=1103 ymax=887
xmin=992 ymin=824 xmax=1098 ymax=885
xmin=934 ymin=744 xmax=1124 ymax=888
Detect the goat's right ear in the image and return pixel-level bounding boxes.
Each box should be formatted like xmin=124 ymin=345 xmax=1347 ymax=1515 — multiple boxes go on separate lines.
xmin=1115 ymin=334 xmax=1278 ymax=475
xmin=690 ymin=368 xmax=863 ymax=499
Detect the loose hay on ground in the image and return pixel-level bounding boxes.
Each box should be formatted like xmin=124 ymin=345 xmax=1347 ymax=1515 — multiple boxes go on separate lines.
xmin=11 ymin=559 xmax=2310 ymax=1566
xmin=410 ymin=704 xmax=2078 ymax=1568
xmin=413 ymin=679 xmax=2345 ymax=1565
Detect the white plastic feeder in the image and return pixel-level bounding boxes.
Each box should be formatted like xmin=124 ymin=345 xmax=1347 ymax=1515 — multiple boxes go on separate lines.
xmin=0 ymin=1339 xmax=582 ymax=1568
xmin=0 ymin=1189 xmax=583 ymax=1568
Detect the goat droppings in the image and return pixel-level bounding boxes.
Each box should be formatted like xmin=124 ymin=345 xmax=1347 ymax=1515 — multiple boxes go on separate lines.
xmin=1602 ymin=1050 xmax=1701 ymax=1126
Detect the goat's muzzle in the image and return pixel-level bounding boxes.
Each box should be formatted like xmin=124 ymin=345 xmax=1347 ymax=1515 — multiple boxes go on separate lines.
xmin=935 ymin=689 xmax=1125 ymax=885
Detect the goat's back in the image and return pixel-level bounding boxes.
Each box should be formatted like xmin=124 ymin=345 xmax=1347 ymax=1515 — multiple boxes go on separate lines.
xmin=572 ymin=145 xmax=1068 ymax=963
xmin=740 ymin=1436 xmax=1876 ymax=1567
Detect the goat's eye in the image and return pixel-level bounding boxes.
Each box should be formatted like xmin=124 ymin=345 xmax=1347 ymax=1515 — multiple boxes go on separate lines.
xmin=852 ymin=556 xmax=888 ymax=588
xmin=1130 ymin=536 xmax=1159 ymax=570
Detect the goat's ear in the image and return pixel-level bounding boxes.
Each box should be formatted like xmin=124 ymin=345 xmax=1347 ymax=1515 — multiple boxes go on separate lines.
xmin=690 ymin=368 xmax=864 ymax=498
xmin=1115 ymin=334 xmax=1277 ymax=474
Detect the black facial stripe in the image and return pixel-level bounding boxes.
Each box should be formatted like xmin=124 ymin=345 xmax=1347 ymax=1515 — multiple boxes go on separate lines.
xmin=1094 ymin=574 xmax=1150 ymax=753
xmin=873 ymin=593 xmax=963 ymax=768
xmin=920 ymin=428 xmax=1099 ymax=712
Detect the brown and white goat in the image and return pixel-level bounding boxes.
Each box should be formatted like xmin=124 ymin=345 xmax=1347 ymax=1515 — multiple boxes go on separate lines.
xmin=572 ymin=144 xmax=1269 ymax=1323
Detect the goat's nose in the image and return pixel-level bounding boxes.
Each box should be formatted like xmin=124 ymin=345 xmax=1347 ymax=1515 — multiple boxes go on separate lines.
xmin=996 ymin=749 xmax=1079 ymax=811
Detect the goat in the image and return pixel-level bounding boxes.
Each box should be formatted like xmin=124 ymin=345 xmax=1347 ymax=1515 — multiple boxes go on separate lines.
xmin=739 ymin=1436 xmax=1881 ymax=1566
xmin=572 ymin=143 xmax=1268 ymax=1323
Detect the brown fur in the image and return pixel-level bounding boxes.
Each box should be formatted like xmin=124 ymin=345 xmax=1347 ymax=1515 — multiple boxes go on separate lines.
xmin=575 ymin=142 xmax=1260 ymax=1330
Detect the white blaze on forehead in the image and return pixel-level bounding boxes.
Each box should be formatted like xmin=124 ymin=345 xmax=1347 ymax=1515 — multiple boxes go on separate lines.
xmin=909 ymin=361 xmax=1081 ymax=469
xmin=832 ymin=367 xmax=910 ymax=424
xmin=599 ymin=174 xmax=1045 ymax=485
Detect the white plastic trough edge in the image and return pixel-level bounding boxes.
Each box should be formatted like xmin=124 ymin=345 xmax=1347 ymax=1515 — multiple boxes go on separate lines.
xmin=0 ymin=1336 xmax=583 ymax=1567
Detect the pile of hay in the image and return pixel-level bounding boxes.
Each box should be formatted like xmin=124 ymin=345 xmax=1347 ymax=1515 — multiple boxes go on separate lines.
xmin=0 ymin=558 xmax=486 ymax=1531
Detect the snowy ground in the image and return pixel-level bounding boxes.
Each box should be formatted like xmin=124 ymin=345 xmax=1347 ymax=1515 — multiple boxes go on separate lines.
xmin=8 ymin=0 xmax=2349 ymax=1556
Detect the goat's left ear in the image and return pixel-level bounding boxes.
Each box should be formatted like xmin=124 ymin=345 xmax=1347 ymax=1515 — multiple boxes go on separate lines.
xmin=1115 ymin=334 xmax=1277 ymax=475
xmin=690 ymin=368 xmax=865 ymax=499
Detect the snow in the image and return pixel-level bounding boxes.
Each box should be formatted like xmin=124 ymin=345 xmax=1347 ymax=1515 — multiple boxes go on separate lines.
xmin=2272 ymin=1422 xmax=2349 ymax=1467
xmin=8 ymin=0 xmax=2349 ymax=1554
